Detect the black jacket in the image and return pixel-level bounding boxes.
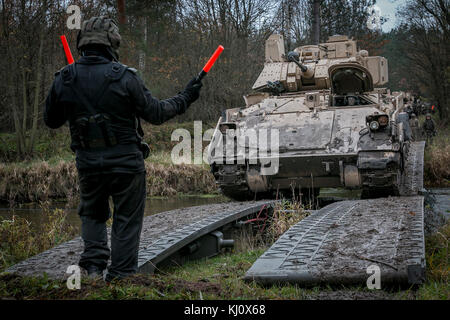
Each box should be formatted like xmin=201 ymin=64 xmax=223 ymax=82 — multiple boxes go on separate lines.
xmin=44 ymin=55 xmax=194 ymax=175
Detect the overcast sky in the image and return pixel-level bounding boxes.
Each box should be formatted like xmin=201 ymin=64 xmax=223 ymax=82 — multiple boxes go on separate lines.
xmin=376 ymin=0 xmax=407 ymax=32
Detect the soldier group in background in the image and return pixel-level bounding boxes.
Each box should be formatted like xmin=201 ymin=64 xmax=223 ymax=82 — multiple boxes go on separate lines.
xmin=403 ymin=95 xmax=438 ymax=145
xmin=410 ymin=95 xmax=437 ymax=116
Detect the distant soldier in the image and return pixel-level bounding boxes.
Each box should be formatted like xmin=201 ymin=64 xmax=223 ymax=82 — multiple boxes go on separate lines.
xmin=404 ymin=103 xmax=413 ymax=118
xmin=422 ymin=113 xmax=437 ymax=145
xmin=420 ymin=102 xmax=427 ymax=115
xmin=412 ymin=97 xmax=420 ymax=116
xmin=409 ymin=113 xmax=420 ymax=141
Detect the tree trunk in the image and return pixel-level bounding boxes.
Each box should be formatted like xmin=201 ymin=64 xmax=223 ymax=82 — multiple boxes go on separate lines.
xmin=6 ymin=42 xmax=25 ymax=156
xmin=312 ymin=0 xmax=320 ymax=44
xmin=22 ymin=69 xmax=28 ymax=138
xmin=117 ymin=0 xmax=126 ymax=25
xmin=28 ymin=7 xmax=45 ymax=154
xmin=117 ymin=0 xmax=127 ymax=64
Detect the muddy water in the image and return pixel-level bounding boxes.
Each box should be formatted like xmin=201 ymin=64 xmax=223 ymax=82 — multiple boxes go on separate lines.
xmin=0 ymin=195 xmax=229 ymax=231
xmin=0 ymin=188 xmax=360 ymax=231
xmin=428 ymin=188 xmax=450 ymax=220
xmin=1 ymin=188 xmax=447 ymax=232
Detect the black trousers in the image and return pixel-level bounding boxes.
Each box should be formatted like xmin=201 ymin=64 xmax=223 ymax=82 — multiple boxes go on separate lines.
xmin=77 ymin=171 xmax=146 ymax=278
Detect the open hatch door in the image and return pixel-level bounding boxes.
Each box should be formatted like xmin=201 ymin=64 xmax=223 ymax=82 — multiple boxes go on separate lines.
xmin=329 ymin=63 xmax=373 ymax=95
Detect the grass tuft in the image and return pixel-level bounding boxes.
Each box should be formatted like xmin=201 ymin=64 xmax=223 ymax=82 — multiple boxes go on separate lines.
xmin=0 ymin=203 xmax=76 ymax=272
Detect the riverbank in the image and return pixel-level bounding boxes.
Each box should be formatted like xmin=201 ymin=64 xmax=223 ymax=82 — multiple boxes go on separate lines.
xmin=1 ymin=122 xmax=218 ymax=205
xmin=0 ymin=154 xmax=216 ymax=205
xmin=423 ymin=127 xmax=450 ymax=188
xmin=1 ymin=222 xmax=448 ymax=300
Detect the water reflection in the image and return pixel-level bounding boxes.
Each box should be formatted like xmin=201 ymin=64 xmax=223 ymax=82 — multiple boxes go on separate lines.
xmin=0 ymin=196 xmax=229 ymax=231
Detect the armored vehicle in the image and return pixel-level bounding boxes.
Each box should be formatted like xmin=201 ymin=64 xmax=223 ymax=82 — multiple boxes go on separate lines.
xmin=208 ymin=34 xmax=411 ymax=200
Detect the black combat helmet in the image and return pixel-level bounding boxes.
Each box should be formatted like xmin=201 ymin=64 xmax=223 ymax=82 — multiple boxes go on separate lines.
xmin=77 ymin=16 xmax=121 ymax=61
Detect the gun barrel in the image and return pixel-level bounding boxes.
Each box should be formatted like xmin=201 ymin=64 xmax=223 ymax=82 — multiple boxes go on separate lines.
xmin=287 ymin=51 xmax=308 ymax=72
xmin=297 ymin=62 xmax=308 ymax=73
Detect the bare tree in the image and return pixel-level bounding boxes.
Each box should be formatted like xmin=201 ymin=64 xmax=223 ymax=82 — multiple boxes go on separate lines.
xmin=312 ymin=0 xmax=320 ymax=44
xmin=397 ymin=0 xmax=449 ymax=121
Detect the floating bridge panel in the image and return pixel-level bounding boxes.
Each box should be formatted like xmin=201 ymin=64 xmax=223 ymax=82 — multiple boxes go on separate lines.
xmin=4 ymin=201 xmax=274 ymax=279
xmin=138 ymin=200 xmax=275 ymax=274
xmin=244 ymin=196 xmax=425 ymax=285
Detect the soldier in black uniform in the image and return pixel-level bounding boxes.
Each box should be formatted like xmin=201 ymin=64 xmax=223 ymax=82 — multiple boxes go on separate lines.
xmin=44 ymin=17 xmax=203 ymax=281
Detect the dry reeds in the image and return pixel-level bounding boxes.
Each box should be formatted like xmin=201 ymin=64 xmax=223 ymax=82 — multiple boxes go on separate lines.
xmin=424 ymin=130 xmax=450 ymax=187
xmin=0 ymin=202 xmax=76 ymax=271
xmin=0 ymin=160 xmax=216 ymax=205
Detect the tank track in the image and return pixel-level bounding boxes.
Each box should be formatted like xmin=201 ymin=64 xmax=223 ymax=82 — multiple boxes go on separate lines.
xmin=360 ymin=141 xmax=425 ymax=198
xmin=399 ymin=141 xmax=425 ymax=196
xmin=214 ymin=164 xmax=257 ymax=201
xmin=245 ymin=141 xmax=427 ymax=286
xmin=220 ymin=185 xmax=254 ymax=201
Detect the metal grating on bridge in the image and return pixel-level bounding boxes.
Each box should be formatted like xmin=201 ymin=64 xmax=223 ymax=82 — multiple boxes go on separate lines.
xmin=245 ymin=196 xmax=425 ymax=286
xmin=138 ymin=200 xmax=276 ymax=274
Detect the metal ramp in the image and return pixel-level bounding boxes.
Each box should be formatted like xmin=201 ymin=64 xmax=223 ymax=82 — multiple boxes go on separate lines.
xmin=138 ymin=200 xmax=275 ymax=274
xmin=245 ymin=197 xmax=425 ymax=286
xmin=4 ymin=201 xmax=274 ymax=279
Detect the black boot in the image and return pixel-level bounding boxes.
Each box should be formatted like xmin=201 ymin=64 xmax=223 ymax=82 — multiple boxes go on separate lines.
xmin=84 ymin=265 xmax=105 ymax=279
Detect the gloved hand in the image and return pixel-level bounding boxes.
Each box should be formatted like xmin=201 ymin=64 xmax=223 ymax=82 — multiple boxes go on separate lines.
xmin=183 ymin=77 xmax=203 ymax=103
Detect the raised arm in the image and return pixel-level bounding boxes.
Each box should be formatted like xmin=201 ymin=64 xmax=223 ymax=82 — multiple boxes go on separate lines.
xmin=127 ymin=72 xmax=201 ymax=125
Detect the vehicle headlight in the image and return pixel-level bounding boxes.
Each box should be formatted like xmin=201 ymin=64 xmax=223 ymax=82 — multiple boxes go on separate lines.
xmin=369 ymin=121 xmax=380 ymax=131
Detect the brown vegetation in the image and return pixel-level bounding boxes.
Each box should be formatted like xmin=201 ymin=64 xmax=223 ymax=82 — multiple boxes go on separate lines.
xmin=393 ymin=0 xmax=449 ymax=122
xmin=0 ymin=205 xmax=76 ymax=271
xmin=0 ymin=160 xmax=216 ymax=205
xmin=424 ymin=146 xmax=450 ymax=187
xmin=423 ymin=126 xmax=450 ymax=187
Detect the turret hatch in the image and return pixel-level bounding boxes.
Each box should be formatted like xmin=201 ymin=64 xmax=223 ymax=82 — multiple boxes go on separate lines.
xmin=329 ymin=63 xmax=373 ymax=95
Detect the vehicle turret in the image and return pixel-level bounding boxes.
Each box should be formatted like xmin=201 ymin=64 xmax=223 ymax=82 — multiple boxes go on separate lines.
xmin=252 ymin=34 xmax=388 ymax=96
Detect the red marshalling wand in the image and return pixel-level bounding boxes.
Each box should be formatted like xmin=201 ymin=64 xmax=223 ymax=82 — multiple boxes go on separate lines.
xmin=60 ymin=35 xmax=224 ymax=80
xmin=196 ymin=45 xmax=224 ymax=82
xmin=60 ymin=35 xmax=74 ymax=65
